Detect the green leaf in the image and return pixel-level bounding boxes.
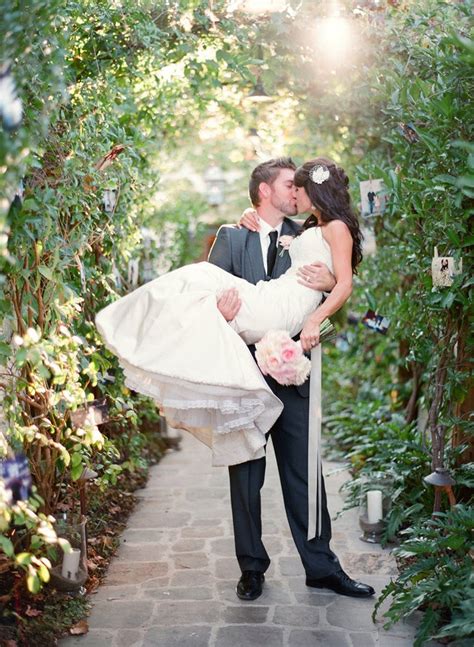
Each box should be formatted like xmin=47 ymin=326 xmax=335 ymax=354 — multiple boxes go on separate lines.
xmin=0 ymin=536 xmax=14 ymax=557
xmin=0 ymin=342 xmax=11 ymax=358
xmin=433 ymin=174 xmax=457 ymax=185
xmin=446 ymin=230 xmax=461 ymax=246
xmin=440 ymin=291 xmax=455 ymax=309
xmin=71 ymin=452 xmax=82 ymax=467
xmin=16 ymin=552 xmax=32 ymax=566
xmin=71 ymin=461 xmax=84 ymax=481
xmin=27 ymin=572 xmax=41 ymax=594
xmin=456 ymin=175 xmax=474 ymax=189
xmin=37 ymin=364 xmax=51 ymax=379
xmin=444 ymin=535 xmax=465 ymax=550
xmin=461 ymin=235 xmax=474 ymax=247
xmin=22 ymin=198 xmax=40 ymax=212
xmin=0 ymin=299 xmax=12 ymax=315
xmin=37 ymin=562 xmax=50 ymax=583
xmin=38 ymin=265 xmax=55 ymax=281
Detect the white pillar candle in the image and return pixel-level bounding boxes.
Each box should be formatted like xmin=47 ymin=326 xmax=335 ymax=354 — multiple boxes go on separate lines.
xmin=61 ymin=548 xmax=81 ymax=580
xmin=367 ymin=490 xmax=383 ymax=524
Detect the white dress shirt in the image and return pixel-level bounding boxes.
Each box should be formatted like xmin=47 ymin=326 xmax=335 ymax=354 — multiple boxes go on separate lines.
xmin=258 ymin=218 xmax=283 ymax=274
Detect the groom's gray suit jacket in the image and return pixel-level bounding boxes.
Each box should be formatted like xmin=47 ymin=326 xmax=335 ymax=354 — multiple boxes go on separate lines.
xmin=208 ymin=216 xmax=309 ymax=398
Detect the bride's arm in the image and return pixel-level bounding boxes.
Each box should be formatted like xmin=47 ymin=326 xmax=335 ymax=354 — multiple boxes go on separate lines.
xmin=299 ymin=220 xmax=353 ymax=352
xmin=238 ymin=208 xmax=335 ymax=292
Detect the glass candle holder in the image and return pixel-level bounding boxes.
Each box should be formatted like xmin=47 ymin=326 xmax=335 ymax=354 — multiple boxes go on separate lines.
xmin=358 ymin=474 xmax=394 ymax=544
xmin=50 ymin=513 xmax=88 ymax=593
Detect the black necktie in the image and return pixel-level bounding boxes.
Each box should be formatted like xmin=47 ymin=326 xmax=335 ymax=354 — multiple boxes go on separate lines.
xmin=267 ymin=230 xmax=278 ymax=276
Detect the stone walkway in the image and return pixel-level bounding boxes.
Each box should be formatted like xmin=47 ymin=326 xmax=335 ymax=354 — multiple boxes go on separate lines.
xmin=60 ymin=433 xmax=423 ymax=647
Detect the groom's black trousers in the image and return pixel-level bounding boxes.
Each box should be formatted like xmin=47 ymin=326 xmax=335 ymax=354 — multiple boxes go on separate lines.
xmin=229 ymin=374 xmax=340 ymax=579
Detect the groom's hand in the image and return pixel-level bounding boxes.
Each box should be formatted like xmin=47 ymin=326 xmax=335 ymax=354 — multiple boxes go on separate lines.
xmin=297 ymin=262 xmax=336 ymax=292
xmin=217 ymin=288 xmax=241 ymax=321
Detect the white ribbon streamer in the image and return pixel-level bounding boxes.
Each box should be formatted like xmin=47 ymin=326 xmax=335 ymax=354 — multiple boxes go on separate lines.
xmin=307 ymin=343 xmax=322 ymax=540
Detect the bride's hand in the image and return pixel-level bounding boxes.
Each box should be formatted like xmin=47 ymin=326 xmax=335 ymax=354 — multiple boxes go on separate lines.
xmin=237 ymin=208 xmax=260 ymax=232
xmin=300 ymin=319 xmax=320 ymax=353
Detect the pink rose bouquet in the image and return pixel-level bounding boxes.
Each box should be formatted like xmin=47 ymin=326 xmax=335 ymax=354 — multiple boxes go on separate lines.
xmin=255 ymin=320 xmax=335 ymax=386
xmin=255 ymin=330 xmax=310 ymax=386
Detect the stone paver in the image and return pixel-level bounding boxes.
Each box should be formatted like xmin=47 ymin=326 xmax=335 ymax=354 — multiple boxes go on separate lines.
xmin=60 ymin=433 xmax=420 ymax=647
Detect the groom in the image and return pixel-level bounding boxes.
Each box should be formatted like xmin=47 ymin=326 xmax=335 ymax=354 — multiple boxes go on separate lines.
xmin=208 ymin=157 xmax=374 ymax=601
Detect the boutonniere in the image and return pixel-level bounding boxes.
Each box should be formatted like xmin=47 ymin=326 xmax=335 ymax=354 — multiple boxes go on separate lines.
xmin=278 ymin=235 xmax=294 ymax=256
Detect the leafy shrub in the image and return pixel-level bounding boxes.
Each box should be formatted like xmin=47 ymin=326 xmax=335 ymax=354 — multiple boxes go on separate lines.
xmin=0 ymin=0 xmax=259 ymax=599
xmin=375 ymin=506 xmax=474 ymax=647
xmin=321 ymin=3 xmax=473 ymax=643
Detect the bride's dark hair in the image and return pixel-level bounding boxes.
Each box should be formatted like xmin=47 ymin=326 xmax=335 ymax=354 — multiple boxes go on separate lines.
xmin=294 ymin=157 xmax=363 ymax=273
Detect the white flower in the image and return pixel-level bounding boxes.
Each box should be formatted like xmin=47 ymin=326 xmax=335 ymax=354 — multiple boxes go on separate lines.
xmin=310 ymin=165 xmax=330 ymax=184
xmin=58 ymin=324 xmax=71 ymax=337
xmin=12 ymin=334 xmax=24 ymax=348
xmin=25 ymin=328 xmax=41 ymax=344
xmin=278 ymin=235 xmax=294 ymax=256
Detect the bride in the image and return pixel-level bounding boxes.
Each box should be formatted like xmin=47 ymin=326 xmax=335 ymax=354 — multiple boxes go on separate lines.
xmin=96 ymin=158 xmax=362 ymax=466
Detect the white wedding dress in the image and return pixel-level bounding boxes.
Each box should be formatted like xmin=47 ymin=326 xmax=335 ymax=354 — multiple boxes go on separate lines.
xmin=96 ymin=226 xmax=333 ymax=466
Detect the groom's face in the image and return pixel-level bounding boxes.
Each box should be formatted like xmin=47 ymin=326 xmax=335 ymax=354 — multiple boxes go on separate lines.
xmin=269 ymin=169 xmax=297 ymax=216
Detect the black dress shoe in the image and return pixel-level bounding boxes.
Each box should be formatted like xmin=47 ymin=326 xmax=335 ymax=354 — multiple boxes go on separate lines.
xmin=306 ymin=569 xmax=375 ymax=598
xmin=236 ymin=570 xmax=265 ymax=601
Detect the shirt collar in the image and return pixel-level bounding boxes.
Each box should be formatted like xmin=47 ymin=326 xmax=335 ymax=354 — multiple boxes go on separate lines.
xmin=258 ymin=218 xmax=283 ymax=239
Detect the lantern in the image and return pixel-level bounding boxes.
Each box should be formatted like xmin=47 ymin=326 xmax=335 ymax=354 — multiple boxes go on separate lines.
xmin=424 ymin=467 xmax=456 ymax=513
xmin=50 ymin=513 xmax=88 ymax=593
xmin=204 ymin=164 xmax=226 ymax=207
xmin=358 ymin=473 xmax=394 ymax=543
xmin=247 ymin=77 xmax=272 ymax=102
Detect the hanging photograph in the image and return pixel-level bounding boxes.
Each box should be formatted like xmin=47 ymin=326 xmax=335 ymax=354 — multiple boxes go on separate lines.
xmin=0 ymin=454 xmax=32 ymax=503
xmin=431 ymin=247 xmax=463 ymax=287
xmin=0 ymin=62 xmax=23 ymax=131
xmin=397 ymin=122 xmax=419 ymax=144
xmin=362 ymin=309 xmax=390 ymax=335
xmin=359 ymin=179 xmax=386 ymax=218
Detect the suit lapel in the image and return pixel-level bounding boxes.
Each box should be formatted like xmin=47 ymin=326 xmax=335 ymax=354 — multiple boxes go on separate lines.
xmin=245 ymin=231 xmax=266 ymax=283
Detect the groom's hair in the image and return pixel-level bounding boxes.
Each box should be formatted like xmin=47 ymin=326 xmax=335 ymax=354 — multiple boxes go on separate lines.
xmin=249 ymin=157 xmax=296 ymax=206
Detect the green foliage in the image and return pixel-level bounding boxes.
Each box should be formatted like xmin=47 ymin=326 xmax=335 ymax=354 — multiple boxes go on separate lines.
xmin=374 ymin=506 xmax=474 ymax=646
xmin=0 ymin=0 xmax=261 ymax=600
xmin=327 ymin=406 xmax=433 ymax=542
xmin=0 ymin=5 xmax=472 ymax=646
xmin=19 ymin=593 xmax=90 ymax=646
xmin=321 ymin=2 xmax=473 ymax=643
xmin=0 ymin=0 xmax=65 ymax=274
xmin=4 ymin=324 xmax=103 ymax=508
xmin=139 ymin=192 xmax=210 ymax=278
xmin=0 ymin=486 xmax=70 ymax=594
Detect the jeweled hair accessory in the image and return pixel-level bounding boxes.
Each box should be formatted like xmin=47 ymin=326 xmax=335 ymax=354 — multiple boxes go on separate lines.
xmin=309 ymin=165 xmax=330 ymax=184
